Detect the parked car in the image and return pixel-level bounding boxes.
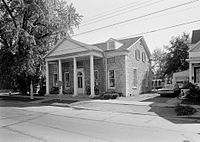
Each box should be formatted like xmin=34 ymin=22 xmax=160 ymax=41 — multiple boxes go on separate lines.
xmin=157 ymin=84 xmax=180 ymax=97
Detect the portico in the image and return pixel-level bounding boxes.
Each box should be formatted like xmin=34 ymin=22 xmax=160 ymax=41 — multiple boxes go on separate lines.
xmin=45 ymin=38 xmax=104 ymax=97
xmin=187 ymin=39 xmax=200 ymax=87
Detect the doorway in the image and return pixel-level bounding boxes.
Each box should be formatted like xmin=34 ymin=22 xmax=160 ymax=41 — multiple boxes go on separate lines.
xmin=77 ymin=68 xmax=85 ymax=94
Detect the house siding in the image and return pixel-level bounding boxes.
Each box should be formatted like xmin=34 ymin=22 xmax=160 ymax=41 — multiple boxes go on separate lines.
xmin=107 ymin=55 xmax=126 ymax=96
xmin=126 ymin=41 xmax=152 ymax=96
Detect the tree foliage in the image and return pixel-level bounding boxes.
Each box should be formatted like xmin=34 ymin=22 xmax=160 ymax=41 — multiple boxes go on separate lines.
xmin=163 ymin=33 xmax=190 ymax=76
xmin=0 ymin=0 xmax=82 ymax=93
xmin=151 ymin=33 xmax=190 ymax=79
xmin=151 ymin=48 xmax=166 ymax=79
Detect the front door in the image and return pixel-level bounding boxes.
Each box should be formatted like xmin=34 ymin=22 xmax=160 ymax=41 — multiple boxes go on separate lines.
xmin=77 ymin=69 xmax=84 ymax=94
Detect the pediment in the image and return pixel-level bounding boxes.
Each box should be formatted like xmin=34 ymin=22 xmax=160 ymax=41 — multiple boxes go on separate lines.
xmin=190 ymin=41 xmax=200 ymax=52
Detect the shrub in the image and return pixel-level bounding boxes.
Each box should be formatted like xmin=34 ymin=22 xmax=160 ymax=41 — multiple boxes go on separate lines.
xmin=86 ymin=86 xmax=99 ymax=95
xmin=182 ymin=81 xmax=193 ymax=89
xmin=175 ymin=105 xmax=197 ymax=116
xmin=185 ymin=83 xmax=200 ymax=102
xmin=103 ymin=92 xmax=119 ymax=100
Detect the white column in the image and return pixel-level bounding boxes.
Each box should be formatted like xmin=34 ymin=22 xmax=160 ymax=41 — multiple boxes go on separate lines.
xmin=90 ymin=55 xmax=95 ymax=97
xmin=45 ymin=61 xmax=49 ymax=95
xmin=189 ymin=62 xmax=192 ymax=83
xmin=105 ymin=58 xmax=108 ymax=92
xmin=73 ymin=57 xmax=78 ymax=96
xmin=58 ymin=59 xmax=63 ymax=94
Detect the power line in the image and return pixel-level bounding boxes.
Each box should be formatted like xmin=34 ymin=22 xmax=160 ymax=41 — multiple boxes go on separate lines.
xmin=119 ymin=19 xmax=200 ymax=39
xmin=83 ymin=0 xmax=149 ymax=21
xmin=72 ymin=0 xmax=199 ymax=37
xmin=83 ymin=0 xmax=156 ymax=23
xmin=81 ymin=0 xmax=164 ymax=27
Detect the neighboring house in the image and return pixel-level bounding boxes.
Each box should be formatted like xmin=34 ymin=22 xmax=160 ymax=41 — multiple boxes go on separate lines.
xmin=44 ymin=36 xmax=152 ymax=97
xmin=187 ymin=29 xmax=200 ymax=87
xmin=172 ymin=70 xmax=189 ymax=88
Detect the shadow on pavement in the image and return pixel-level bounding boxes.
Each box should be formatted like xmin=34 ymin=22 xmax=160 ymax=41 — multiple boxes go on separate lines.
xmin=142 ymin=95 xmax=200 ymax=124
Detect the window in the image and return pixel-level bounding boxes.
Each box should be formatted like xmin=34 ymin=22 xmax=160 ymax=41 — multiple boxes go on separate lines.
xmin=107 ymin=57 xmax=115 ymax=64
xmin=194 ymin=67 xmax=200 ymax=83
xmin=133 ymin=69 xmax=137 ymax=87
xmin=53 ymin=74 xmax=58 ymax=86
xmin=144 ymin=71 xmax=149 ymax=87
xmin=135 ymin=49 xmax=140 ymax=61
xmin=142 ymin=52 xmax=146 ymax=62
xmin=94 ymin=70 xmax=99 ymax=86
xmin=64 ymin=72 xmax=70 ymax=88
xmin=108 ymin=70 xmax=115 ymax=88
xmin=108 ymin=41 xmax=115 ymax=50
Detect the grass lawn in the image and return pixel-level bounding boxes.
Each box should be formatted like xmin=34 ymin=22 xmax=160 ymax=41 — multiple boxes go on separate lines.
xmin=0 ymin=96 xmax=42 ymax=102
xmin=41 ymin=99 xmax=79 ymax=104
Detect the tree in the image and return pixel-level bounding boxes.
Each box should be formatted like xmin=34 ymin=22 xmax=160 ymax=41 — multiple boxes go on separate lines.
xmin=151 ymin=48 xmax=166 ymax=79
xmin=163 ymin=33 xmax=190 ymax=76
xmin=0 ymin=0 xmax=82 ymax=94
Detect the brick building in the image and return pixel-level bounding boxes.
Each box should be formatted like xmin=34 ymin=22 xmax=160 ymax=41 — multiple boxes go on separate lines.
xmin=44 ymin=36 xmax=152 ymax=97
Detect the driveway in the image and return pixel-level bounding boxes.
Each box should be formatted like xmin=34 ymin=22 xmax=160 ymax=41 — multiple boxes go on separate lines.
xmin=1 ymin=94 xmax=200 ymax=142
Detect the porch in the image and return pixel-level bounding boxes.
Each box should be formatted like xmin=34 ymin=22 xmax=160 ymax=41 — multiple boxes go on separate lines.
xmin=44 ymin=38 xmax=105 ymax=97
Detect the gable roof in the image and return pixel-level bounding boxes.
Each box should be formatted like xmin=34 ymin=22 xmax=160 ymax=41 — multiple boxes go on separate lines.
xmin=191 ymin=29 xmax=200 ymax=44
xmin=189 ymin=40 xmax=200 ymax=52
xmin=45 ymin=38 xmax=103 ymax=58
xmin=94 ymin=36 xmax=142 ymax=51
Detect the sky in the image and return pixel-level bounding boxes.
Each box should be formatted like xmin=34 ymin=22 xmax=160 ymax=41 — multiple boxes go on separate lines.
xmin=67 ymin=0 xmax=200 ymax=52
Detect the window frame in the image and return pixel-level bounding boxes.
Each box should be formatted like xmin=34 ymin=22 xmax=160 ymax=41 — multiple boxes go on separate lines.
xmin=108 ymin=70 xmax=116 ymax=89
xmin=135 ymin=49 xmax=140 ymax=61
xmin=142 ymin=52 xmax=146 ymax=62
xmin=133 ymin=68 xmax=137 ymax=88
xmin=64 ymin=72 xmax=70 ymax=89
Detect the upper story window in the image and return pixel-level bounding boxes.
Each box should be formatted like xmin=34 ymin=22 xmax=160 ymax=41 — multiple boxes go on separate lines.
xmin=107 ymin=41 xmax=115 ymax=50
xmin=142 ymin=52 xmax=146 ymax=62
xmin=135 ymin=49 xmax=140 ymax=61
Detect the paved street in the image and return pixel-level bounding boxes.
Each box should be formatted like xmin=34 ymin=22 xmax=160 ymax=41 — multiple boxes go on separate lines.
xmin=0 ymin=97 xmax=200 ymax=142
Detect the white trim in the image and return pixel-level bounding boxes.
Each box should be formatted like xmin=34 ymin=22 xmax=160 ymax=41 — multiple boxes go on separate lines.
xmin=73 ymin=57 xmax=78 ymax=96
xmin=127 ymin=37 xmax=143 ymax=50
xmin=90 ymin=55 xmax=95 ymax=97
xmin=46 ymin=51 xmax=103 ymax=61
xmin=108 ymin=70 xmax=116 ymax=89
xmin=105 ymin=57 xmax=108 ymax=91
xmin=45 ymin=61 xmax=49 ymax=94
xmin=58 ymin=59 xmax=63 ymax=94
xmin=105 ymin=51 xmax=129 ymax=58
